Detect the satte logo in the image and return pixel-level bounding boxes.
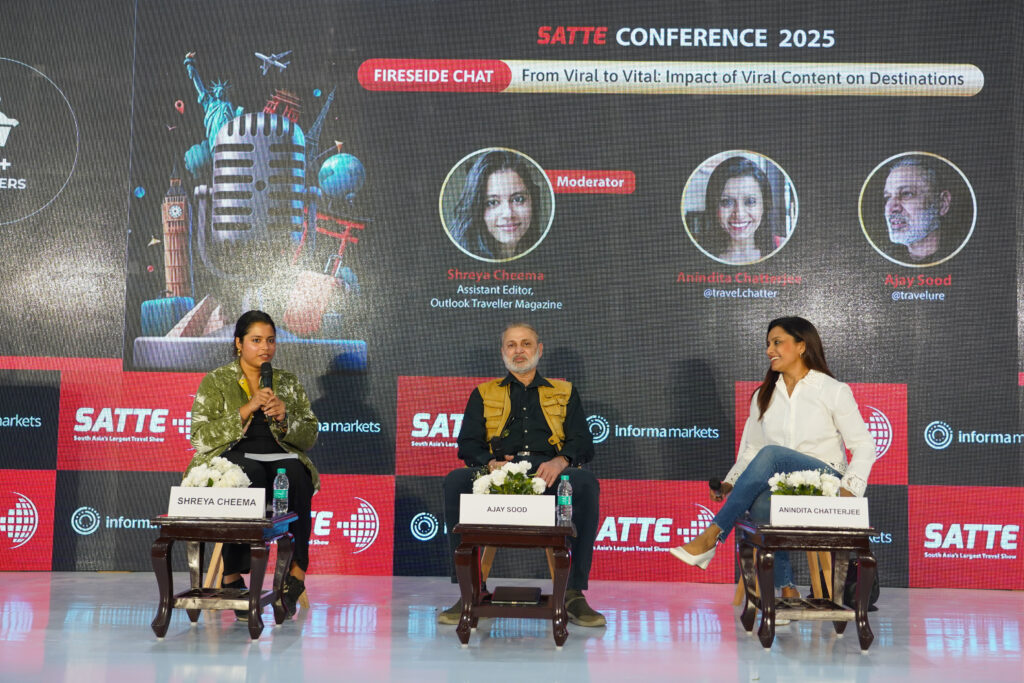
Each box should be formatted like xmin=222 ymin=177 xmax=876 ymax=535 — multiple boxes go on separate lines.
xmin=923 ymin=523 xmax=1018 ymax=551
xmin=411 ymin=412 xmax=463 ymax=440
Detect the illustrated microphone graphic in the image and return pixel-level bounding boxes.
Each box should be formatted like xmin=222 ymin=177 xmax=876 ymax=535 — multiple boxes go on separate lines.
xmin=260 ymin=361 xmax=273 ymax=390
xmin=196 ymin=111 xmax=307 ymax=280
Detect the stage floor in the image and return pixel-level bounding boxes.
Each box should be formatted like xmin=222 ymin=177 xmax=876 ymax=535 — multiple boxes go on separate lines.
xmin=0 ymin=573 xmax=1020 ymax=682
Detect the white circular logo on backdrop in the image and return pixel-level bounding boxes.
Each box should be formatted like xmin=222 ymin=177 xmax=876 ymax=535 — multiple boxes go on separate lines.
xmin=587 ymin=415 xmax=610 ymax=444
xmin=0 ymin=58 xmax=80 ymax=225
xmin=410 ymin=512 xmax=439 ymax=541
xmin=924 ymin=421 xmax=954 ymax=450
xmin=863 ymin=406 xmax=892 ymax=458
xmin=71 ymin=506 xmax=101 ymax=535
xmin=337 ymin=497 xmax=379 ymax=553
xmin=0 ymin=492 xmax=39 ymax=549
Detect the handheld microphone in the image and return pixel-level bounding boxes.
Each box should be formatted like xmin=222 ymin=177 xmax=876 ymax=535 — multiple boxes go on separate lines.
xmin=709 ymin=478 xmax=722 ymax=492
xmin=260 ymin=362 xmax=273 ymax=390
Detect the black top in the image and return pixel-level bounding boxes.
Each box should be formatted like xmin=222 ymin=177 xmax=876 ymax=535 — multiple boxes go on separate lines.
xmin=457 ymin=372 xmax=594 ymax=469
xmin=230 ymin=410 xmax=285 ymax=454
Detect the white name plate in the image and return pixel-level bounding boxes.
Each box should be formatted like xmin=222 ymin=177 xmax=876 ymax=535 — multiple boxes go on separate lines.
xmin=167 ymin=486 xmax=265 ymax=519
xmin=460 ymin=494 xmax=555 ymax=526
xmin=770 ymin=495 xmax=869 ymax=528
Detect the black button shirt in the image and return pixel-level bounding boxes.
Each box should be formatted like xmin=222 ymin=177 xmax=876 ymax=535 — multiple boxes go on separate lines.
xmin=457 ymin=372 xmax=594 ymax=468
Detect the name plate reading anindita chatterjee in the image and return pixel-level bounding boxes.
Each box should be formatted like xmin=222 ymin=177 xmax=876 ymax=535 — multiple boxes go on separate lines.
xmin=167 ymin=486 xmax=266 ymax=519
xmin=460 ymin=494 xmax=555 ymax=526
xmin=769 ymin=495 xmax=869 ymax=528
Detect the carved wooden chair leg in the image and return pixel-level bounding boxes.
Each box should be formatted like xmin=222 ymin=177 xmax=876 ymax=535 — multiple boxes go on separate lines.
xmin=203 ymin=542 xmax=224 ymax=588
xmin=733 ymin=548 xmax=759 ymax=606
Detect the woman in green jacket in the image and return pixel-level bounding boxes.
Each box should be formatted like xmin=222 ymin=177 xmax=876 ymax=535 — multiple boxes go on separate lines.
xmin=186 ymin=310 xmax=319 ymax=617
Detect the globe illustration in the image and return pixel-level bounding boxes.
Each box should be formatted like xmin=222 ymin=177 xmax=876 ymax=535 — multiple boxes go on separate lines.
xmin=338 ymin=497 xmax=379 ymax=553
xmin=319 ymin=153 xmax=365 ymax=203
xmin=681 ymin=503 xmax=716 ymax=544
xmin=865 ymin=406 xmax=893 ymax=458
xmin=0 ymin=493 xmax=39 ymax=549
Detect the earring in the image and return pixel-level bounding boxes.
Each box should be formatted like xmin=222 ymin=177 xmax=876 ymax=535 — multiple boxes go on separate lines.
xmin=236 ymin=348 xmax=241 ymax=356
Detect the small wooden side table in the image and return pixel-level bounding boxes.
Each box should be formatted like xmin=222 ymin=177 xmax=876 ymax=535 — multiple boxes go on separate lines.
xmin=735 ymin=519 xmax=877 ymax=652
xmin=452 ymin=523 xmax=574 ymax=647
xmin=149 ymin=513 xmax=297 ymax=640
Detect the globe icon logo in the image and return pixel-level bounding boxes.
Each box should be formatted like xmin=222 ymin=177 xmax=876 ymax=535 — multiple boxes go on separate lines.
xmin=337 ymin=497 xmax=379 ymax=554
xmin=680 ymin=503 xmax=716 ymax=544
xmin=0 ymin=492 xmax=39 ymax=549
xmin=587 ymin=415 xmax=610 ymax=444
xmin=864 ymin=406 xmax=893 ymax=459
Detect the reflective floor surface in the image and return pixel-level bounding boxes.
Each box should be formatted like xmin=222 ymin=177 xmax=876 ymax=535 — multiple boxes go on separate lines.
xmin=0 ymin=573 xmax=1021 ymax=682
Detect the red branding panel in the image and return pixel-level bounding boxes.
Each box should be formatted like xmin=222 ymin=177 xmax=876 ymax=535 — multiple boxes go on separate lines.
xmin=0 ymin=470 xmax=56 ymax=570
xmin=735 ymin=380 xmax=908 ymax=485
xmin=395 ymin=376 xmax=493 ymax=476
xmin=589 ymin=479 xmax=735 ymax=583
xmin=546 ymin=170 xmax=636 ymax=194
xmin=308 ymin=474 xmax=395 ymax=576
xmin=358 ymin=59 xmax=511 ymax=92
xmin=908 ymin=485 xmax=1023 ymax=589
xmin=58 ymin=368 xmax=203 ymax=472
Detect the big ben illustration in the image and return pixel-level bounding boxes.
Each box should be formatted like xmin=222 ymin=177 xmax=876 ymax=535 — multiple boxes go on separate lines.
xmin=161 ymin=164 xmax=192 ymax=297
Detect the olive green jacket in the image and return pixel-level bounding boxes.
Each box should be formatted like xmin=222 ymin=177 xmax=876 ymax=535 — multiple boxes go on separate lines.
xmin=186 ymin=359 xmax=321 ymax=491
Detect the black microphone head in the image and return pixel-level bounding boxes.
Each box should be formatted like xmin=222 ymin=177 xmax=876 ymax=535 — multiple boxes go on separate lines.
xmin=708 ymin=478 xmax=722 ymax=491
xmin=260 ymin=362 xmax=273 ymax=390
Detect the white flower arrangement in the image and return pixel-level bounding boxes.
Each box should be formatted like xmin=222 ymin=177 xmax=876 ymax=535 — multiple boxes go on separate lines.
xmin=182 ymin=456 xmax=252 ymax=488
xmin=473 ymin=460 xmax=547 ymax=495
xmin=769 ymin=469 xmax=841 ymax=497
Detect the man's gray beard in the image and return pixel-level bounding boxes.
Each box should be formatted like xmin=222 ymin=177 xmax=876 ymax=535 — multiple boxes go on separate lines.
xmin=887 ymin=205 xmax=941 ymax=246
xmin=504 ymin=355 xmax=540 ymax=375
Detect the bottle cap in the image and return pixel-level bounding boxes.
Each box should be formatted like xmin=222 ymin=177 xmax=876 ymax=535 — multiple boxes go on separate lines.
xmin=277 ymin=468 xmax=286 ymax=473
xmin=560 ymin=474 xmax=569 ymax=480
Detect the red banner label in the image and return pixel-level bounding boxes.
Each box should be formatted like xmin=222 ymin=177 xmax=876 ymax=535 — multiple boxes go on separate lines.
xmin=308 ymin=474 xmax=395 ymax=576
xmin=394 ymin=376 xmax=494 ymax=476
xmin=358 ymin=59 xmax=511 ymax=92
xmin=0 ymin=470 xmax=56 ymax=570
xmin=908 ymin=485 xmax=1023 ymax=589
xmin=547 ymin=170 xmax=636 ymax=194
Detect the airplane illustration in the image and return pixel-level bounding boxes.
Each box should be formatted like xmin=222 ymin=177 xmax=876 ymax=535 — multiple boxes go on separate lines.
xmin=254 ymin=50 xmax=291 ymax=75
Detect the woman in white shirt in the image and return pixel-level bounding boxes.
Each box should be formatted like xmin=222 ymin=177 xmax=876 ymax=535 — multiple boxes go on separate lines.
xmin=670 ymin=316 xmax=876 ymax=596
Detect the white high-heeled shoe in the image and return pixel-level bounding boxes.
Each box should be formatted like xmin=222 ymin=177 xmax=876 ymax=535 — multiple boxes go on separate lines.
xmin=668 ymin=543 xmax=717 ymax=569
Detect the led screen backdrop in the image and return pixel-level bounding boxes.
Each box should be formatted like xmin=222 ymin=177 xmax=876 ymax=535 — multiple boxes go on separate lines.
xmin=0 ymin=0 xmax=1022 ymax=589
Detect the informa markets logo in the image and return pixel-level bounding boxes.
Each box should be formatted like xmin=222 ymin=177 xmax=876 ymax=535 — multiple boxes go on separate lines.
xmin=410 ymin=512 xmax=439 ymax=541
xmin=586 ymin=413 xmax=719 ymax=443
xmin=924 ymin=420 xmax=1024 ymax=450
xmin=69 ymin=506 xmax=156 ymax=535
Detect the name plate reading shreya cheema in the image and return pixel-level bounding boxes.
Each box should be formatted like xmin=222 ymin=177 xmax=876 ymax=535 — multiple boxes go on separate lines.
xmin=460 ymin=494 xmax=555 ymax=526
xmin=770 ymin=495 xmax=870 ymax=528
xmin=167 ymin=486 xmax=266 ymax=519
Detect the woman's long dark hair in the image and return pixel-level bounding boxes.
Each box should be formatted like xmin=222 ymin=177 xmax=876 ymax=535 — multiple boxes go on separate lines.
xmin=755 ymin=316 xmax=833 ymax=419
xmin=449 ymin=150 xmax=542 ymax=259
xmin=232 ymin=310 xmax=275 ymax=357
xmin=702 ymin=156 xmax=776 ymax=261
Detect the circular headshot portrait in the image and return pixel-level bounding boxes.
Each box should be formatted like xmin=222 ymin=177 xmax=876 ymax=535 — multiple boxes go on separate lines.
xmin=440 ymin=148 xmax=555 ymax=262
xmin=859 ymin=152 xmax=975 ymax=267
xmin=682 ymin=151 xmax=798 ymax=266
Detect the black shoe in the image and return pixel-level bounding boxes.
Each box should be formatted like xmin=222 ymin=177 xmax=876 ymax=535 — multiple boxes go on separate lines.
xmin=223 ymin=577 xmax=249 ymax=621
xmin=278 ymin=575 xmax=305 ymax=618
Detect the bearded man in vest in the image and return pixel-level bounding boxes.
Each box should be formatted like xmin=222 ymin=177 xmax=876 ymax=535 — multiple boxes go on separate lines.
xmin=437 ymin=322 xmax=605 ymax=627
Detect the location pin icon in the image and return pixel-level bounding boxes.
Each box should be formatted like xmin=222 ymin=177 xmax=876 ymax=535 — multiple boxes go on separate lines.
xmin=174 ymin=100 xmax=185 ymax=114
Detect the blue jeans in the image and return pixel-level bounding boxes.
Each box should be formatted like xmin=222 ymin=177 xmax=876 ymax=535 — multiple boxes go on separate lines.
xmin=712 ymin=445 xmax=841 ymax=589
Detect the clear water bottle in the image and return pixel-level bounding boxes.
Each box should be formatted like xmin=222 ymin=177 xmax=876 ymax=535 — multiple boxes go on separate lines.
xmin=273 ymin=468 xmax=289 ymax=516
xmin=556 ymin=474 xmax=573 ymax=526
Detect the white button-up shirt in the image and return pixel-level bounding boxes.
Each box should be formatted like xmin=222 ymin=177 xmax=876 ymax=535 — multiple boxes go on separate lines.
xmin=724 ymin=370 xmax=876 ymax=497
